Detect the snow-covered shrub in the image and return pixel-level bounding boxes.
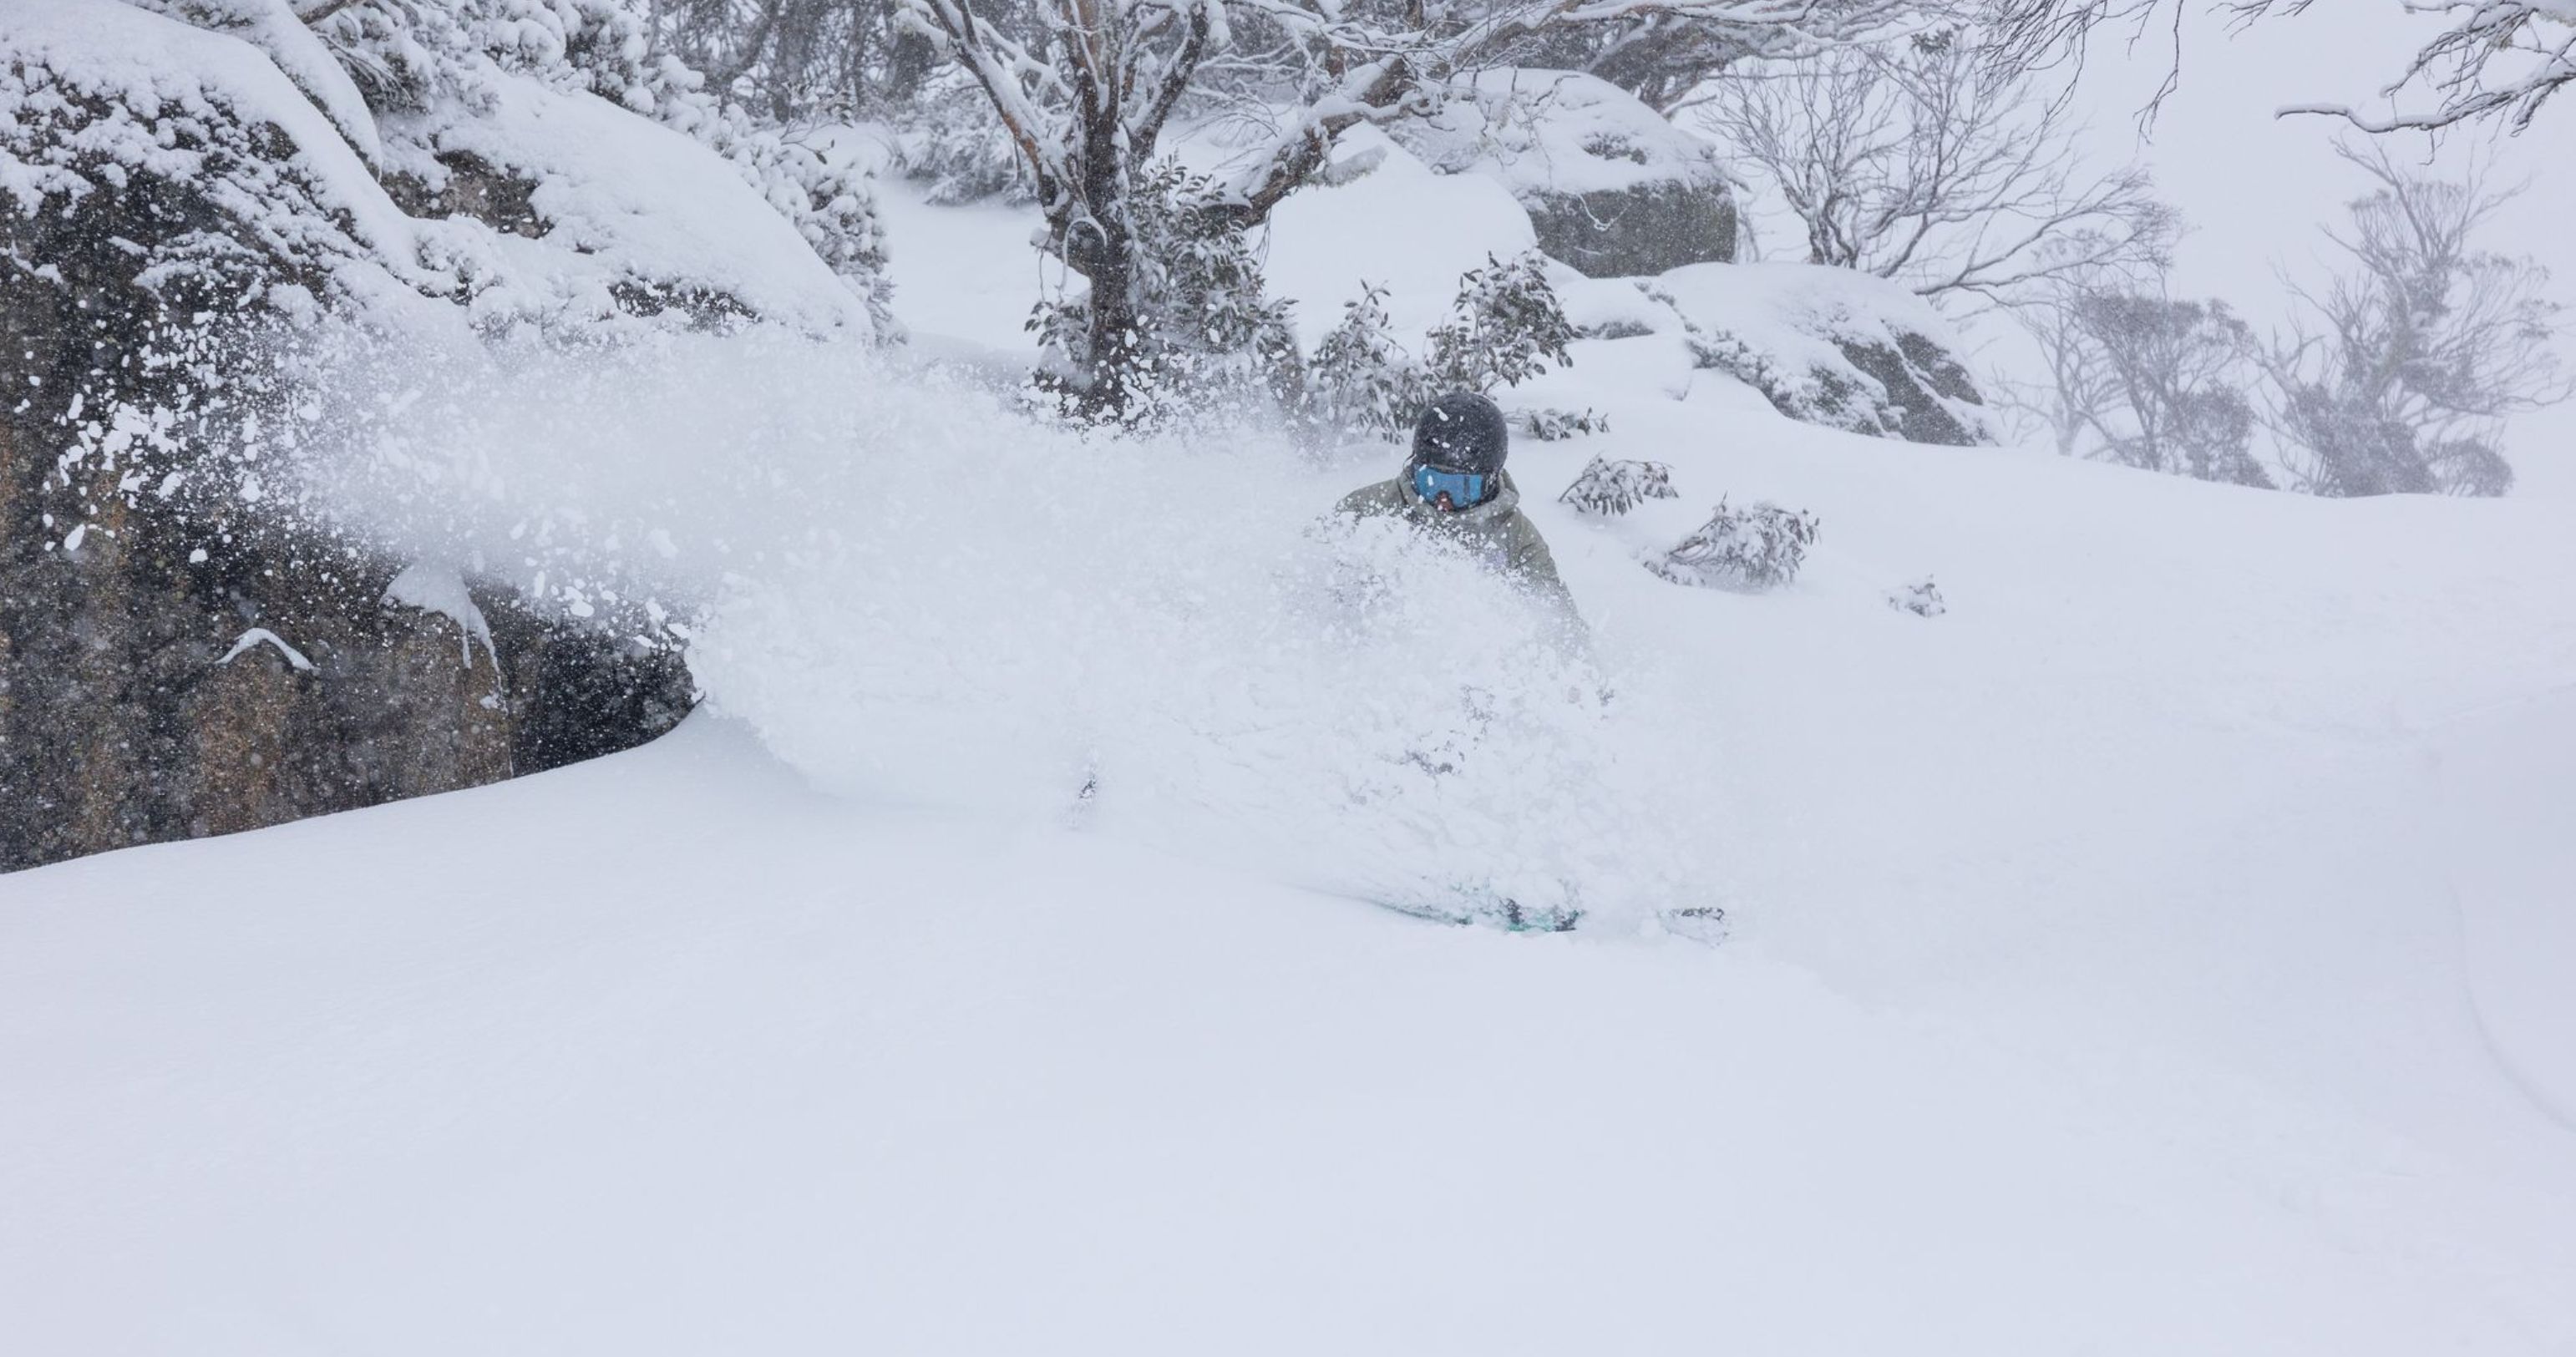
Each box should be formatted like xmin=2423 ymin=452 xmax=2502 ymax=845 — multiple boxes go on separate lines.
xmin=1887 ymin=577 xmax=1946 ymax=616
xmin=1648 ymin=498 xmax=1820 ymax=590
xmin=886 ymin=73 xmax=1035 ymax=206
xmin=1306 ymin=281 xmax=1428 ymax=441
xmin=1524 ymin=408 xmax=1611 ymax=441
xmin=1032 ymin=159 xmax=1300 ymax=426
xmin=1559 ymin=456 xmax=1678 ymax=516
xmin=1426 ymin=251 xmax=1578 ymax=395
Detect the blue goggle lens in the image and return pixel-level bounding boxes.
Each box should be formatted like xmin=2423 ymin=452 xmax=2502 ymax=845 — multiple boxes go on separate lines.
xmin=1412 ymin=464 xmax=1488 ymax=507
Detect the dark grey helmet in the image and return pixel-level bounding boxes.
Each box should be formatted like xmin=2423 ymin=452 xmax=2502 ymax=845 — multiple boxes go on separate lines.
xmin=1411 ymin=392 xmax=1509 ymax=476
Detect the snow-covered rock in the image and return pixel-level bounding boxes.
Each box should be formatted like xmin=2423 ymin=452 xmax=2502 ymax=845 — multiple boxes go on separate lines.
xmin=1650 ymin=263 xmax=1995 ymax=446
xmin=1392 ymin=69 xmax=1738 ymax=279
xmin=0 ymin=0 xmax=710 ymax=870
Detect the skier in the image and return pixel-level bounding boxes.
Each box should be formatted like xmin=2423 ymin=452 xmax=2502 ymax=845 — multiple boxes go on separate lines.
xmin=1333 ymin=392 xmax=1584 ymax=643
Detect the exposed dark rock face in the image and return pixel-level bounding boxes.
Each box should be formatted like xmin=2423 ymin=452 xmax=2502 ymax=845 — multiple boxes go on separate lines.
xmin=1524 ymin=180 xmax=1737 ymax=280
xmin=0 ymin=48 xmax=692 ymax=873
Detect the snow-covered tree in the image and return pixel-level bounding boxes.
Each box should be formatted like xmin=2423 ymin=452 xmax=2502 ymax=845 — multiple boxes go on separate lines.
xmin=1029 ymin=158 xmax=1300 ymax=423
xmin=2014 ymin=287 xmax=2272 ymax=488
xmin=2260 ymin=145 xmax=2567 ymax=497
xmin=901 ymin=0 xmax=1929 ymax=416
xmin=1696 ymin=28 xmax=2174 ymax=314
xmin=1991 ymin=0 xmax=2576 ymax=136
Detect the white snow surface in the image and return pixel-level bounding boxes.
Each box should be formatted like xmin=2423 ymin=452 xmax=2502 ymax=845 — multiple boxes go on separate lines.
xmin=8 ymin=91 xmax=2576 ymax=1353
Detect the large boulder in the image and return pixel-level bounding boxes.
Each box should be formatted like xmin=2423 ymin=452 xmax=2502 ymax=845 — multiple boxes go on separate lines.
xmin=1391 ymin=69 xmax=1737 ymax=279
xmin=0 ymin=0 xmax=721 ymax=870
xmin=1646 ymin=263 xmax=1995 ymax=446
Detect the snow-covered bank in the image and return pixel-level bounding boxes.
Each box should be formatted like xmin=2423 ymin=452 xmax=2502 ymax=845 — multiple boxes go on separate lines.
xmin=3 ymin=709 xmax=2573 ymax=1355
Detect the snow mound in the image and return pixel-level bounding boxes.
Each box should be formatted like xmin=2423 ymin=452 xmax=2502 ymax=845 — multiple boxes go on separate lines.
xmin=386 ymin=75 xmax=873 ymax=334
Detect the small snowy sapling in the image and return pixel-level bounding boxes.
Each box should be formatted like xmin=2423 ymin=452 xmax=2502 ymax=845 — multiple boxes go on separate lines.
xmin=1559 ymin=455 xmax=1678 ymax=515
xmin=1523 ymin=408 xmax=1611 ymax=441
xmin=1886 ymin=577 xmax=1947 ymax=616
xmin=1427 ymin=251 xmax=1577 ymax=394
xmin=1306 ymin=281 xmax=1427 ymax=440
xmin=1648 ymin=498 xmax=1821 ymax=590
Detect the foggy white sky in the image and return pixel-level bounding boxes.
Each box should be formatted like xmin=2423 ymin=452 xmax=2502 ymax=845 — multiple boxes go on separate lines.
xmin=2071 ymin=2 xmax=2576 ymax=496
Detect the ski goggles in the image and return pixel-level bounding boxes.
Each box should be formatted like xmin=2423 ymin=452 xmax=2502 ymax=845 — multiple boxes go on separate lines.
xmin=1412 ymin=463 xmax=1489 ymax=508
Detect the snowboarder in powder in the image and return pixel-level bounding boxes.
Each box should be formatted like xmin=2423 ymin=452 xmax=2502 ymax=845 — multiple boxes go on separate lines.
xmin=1333 ymin=392 xmax=1583 ymax=641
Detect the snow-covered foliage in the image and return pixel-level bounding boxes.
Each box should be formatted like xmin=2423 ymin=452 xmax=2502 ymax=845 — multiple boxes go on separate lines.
xmin=1559 ymin=454 xmax=1676 ymax=514
xmin=1885 ymin=575 xmax=1945 ymax=616
xmin=885 ymin=70 xmax=1034 ymax=206
xmin=1524 ymin=407 xmax=1611 ymax=441
xmin=1304 ymin=281 xmax=1426 ymax=441
xmin=1648 ymin=497 xmax=1820 ymax=590
xmin=1651 ymin=262 xmax=1995 ymax=446
xmin=1426 ymin=250 xmax=1578 ymax=395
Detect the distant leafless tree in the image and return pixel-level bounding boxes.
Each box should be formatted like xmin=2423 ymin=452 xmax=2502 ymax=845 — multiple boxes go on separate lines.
xmin=1985 ymin=0 xmax=2576 ymax=135
xmin=1693 ymin=30 xmax=2176 ymax=313
xmin=2259 ymin=144 xmax=2568 ymax=497
xmin=2013 ymin=284 xmax=2272 ymax=485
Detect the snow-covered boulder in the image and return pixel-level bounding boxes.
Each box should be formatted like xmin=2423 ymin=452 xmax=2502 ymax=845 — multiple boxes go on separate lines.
xmin=0 ymin=0 xmax=702 ymax=870
xmin=1649 ymin=264 xmax=1995 ymax=446
xmin=1392 ymin=69 xmax=1737 ymax=280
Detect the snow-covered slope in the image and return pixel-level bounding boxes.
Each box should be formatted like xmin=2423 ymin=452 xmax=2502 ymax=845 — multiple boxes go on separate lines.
xmin=8 ymin=107 xmax=2576 ymax=1354
xmin=8 ymin=351 xmax=2576 ymax=1350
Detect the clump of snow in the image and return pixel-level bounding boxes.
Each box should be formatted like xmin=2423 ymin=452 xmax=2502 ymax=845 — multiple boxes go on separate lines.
xmin=383 ymin=561 xmax=495 ymax=668
xmin=217 ymin=627 xmax=315 ymax=672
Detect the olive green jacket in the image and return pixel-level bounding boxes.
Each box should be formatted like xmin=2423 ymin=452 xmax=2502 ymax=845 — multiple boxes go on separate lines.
xmin=1333 ymin=468 xmax=1584 ymax=638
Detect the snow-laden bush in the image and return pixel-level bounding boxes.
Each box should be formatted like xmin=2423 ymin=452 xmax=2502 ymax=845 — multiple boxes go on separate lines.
xmin=1559 ymin=456 xmax=1677 ymax=515
xmin=1887 ymin=577 xmax=1946 ymax=616
xmin=885 ymin=72 xmax=1035 ymax=207
xmin=1306 ymin=281 xmax=1427 ymax=442
xmin=1649 ymin=498 xmax=1820 ymax=590
xmin=1427 ymin=251 xmax=1578 ymax=395
xmin=1524 ymin=408 xmax=1611 ymax=442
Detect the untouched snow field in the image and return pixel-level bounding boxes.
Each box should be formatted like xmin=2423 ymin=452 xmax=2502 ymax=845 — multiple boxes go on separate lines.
xmin=8 ymin=174 xmax=2576 ymax=1351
